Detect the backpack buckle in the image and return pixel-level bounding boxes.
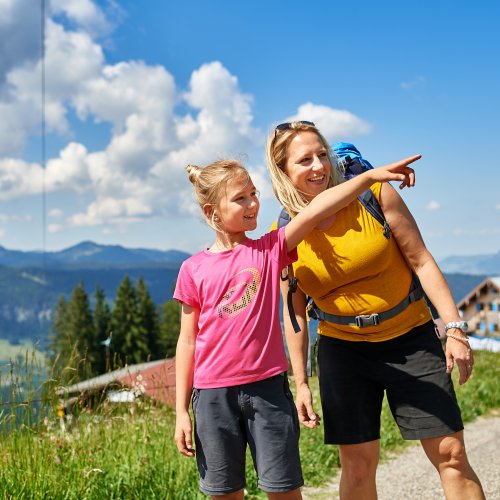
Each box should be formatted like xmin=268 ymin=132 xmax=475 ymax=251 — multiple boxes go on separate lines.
xmin=306 ymin=301 xmax=319 ymax=320
xmin=355 ymin=314 xmax=380 ymax=327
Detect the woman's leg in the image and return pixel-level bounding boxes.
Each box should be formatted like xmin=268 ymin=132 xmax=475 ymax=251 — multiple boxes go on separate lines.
xmin=338 ymin=440 xmax=380 ymax=500
xmin=421 ymin=431 xmax=485 ymax=500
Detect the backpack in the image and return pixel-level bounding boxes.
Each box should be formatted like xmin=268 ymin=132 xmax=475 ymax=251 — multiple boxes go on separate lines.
xmin=278 ymin=142 xmax=423 ymax=334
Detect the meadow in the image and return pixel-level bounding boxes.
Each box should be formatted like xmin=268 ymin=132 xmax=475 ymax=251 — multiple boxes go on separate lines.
xmin=0 ymin=350 xmax=498 ymax=499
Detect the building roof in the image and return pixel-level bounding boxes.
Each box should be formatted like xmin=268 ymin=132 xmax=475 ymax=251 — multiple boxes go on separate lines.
xmin=457 ymin=276 xmax=500 ymax=309
xmin=57 ymin=358 xmax=176 ymax=407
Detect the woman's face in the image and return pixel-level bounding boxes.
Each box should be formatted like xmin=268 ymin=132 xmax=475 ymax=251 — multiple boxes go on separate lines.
xmin=283 ymin=131 xmax=331 ymax=200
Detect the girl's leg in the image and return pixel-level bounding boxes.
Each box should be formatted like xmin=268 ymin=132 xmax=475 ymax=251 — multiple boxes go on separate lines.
xmin=267 ymin=488 xmax=302 ymax=499
xmin=421 ymin=431 xmax=485 ymax=500
xmin=211 ymin=490 xmax=245 ymax=500
xmin=338 ymin=440 xmax=379 ymax=500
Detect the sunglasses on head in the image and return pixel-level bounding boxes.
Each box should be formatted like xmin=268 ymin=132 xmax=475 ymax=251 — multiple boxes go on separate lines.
xmin=275 ymin=120 xmax=316 ymax=135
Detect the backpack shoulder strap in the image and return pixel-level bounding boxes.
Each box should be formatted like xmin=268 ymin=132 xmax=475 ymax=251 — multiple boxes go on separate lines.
xmin=358 ymin=189 xmax=391 ymax=239
xmin=276 ymin=208 xmax=302 ymax=334
xmin=337 ymin=151 xmax=392 ymax=240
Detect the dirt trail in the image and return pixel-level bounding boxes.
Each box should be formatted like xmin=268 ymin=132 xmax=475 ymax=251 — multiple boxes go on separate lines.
xmin=302 ymin=413 xmax=500 ymax=500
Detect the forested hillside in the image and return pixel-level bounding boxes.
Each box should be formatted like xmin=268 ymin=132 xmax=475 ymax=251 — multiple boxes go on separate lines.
xmin=0 ymin=266 xmax=180 ymax=345
xmin=0 ymin=241 xmax=495 ymax=347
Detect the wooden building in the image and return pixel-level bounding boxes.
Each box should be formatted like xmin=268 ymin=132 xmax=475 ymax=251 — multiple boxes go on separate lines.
xmin=456 ymin=276 xmax=500 ymax=337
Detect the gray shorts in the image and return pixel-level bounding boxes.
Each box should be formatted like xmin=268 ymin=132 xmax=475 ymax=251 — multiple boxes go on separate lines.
xmin=192 ymin=373 xmax=303 ymax=496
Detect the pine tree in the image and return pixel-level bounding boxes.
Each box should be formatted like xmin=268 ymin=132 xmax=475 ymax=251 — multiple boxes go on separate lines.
xmin=65 ymin=282 xmax=95 ymax=380
xmin=110 ymin=276 xmax=149 ymax=366
xmin=158 ymin=300 xmax=181 ymax=358
xmin=47 ymin=283 xmax=95 ymax=383
xmin=136 ymin=277 xmax=160 ymax=360
xmin=46 ymin=296 xmax=72 ymax=381
xmin=93 ymin=285 xmax=111 ymax=374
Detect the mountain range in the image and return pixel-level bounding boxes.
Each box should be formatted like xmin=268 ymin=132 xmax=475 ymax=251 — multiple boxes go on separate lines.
xmin=0 ymin=241 xmax=190 ymax=269
xmin=438 ymin=251 xmax=500 ymax=276
xmin=0 ymin=242 xmax=498 ymax=347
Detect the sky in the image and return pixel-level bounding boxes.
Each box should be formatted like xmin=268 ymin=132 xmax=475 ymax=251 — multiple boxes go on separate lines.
xmin=0 ymin=0 xmax=499 ymax=261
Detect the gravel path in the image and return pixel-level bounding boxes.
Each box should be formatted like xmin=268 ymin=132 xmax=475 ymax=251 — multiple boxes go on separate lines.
xmin=302 ymin=413 xmax=500 ymax=499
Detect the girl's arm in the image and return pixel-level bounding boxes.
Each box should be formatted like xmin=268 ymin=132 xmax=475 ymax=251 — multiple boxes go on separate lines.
xmin=174 ymin=303 xmax=199 ymax=457
xmin=380 ymin=183 xmax=474 ymax=385
xmin=280 ymin=272 xmax=320 ymax=428
xmin=285 ymin=155 xmax=420 ymax=251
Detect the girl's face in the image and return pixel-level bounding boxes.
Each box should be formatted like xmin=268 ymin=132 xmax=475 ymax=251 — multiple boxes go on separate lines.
xmin=217 ymin=175 xmax=260 ymax=234
xmin=283 ymin=131 xmax=331 ymax=200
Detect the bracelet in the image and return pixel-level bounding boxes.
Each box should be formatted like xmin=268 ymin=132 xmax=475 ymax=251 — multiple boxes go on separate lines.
xmin=446 ymin=332 xmax=471 ymax=349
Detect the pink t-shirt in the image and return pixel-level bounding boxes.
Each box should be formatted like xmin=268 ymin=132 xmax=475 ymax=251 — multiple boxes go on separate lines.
xmin=174 ymin=227 xmax=297 ymax=389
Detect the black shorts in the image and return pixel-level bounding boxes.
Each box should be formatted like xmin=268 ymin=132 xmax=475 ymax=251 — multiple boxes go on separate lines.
xmin=317 ymin=321 xmax=464 ymax=445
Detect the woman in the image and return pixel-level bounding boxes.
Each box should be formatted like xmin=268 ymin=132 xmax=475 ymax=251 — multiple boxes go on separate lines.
xmin=266 ymin=121 xmax=485 ymax=500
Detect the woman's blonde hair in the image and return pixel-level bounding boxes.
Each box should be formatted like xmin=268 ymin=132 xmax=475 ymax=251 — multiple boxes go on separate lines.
xmin=186 ymin=159 xmax=251 ymax=231
xmin=266 ymin=121 xmax=344 ymax=217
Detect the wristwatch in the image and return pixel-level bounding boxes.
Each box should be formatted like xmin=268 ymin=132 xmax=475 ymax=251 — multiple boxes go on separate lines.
xmin=444 ymin=321 xmax=469 ymax=333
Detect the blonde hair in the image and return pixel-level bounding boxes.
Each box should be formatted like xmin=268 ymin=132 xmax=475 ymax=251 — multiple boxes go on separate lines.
xmin=266 ymin=121 xmax=344 ymax=217
xmin=186 ymin=159 xmax=251 ymax=231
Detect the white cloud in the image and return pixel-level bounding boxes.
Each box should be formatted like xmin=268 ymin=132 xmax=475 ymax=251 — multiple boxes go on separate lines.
xmin=0 ymin=213 xmax=32 ymax=223
xmin=0 ymin=3 xmax=378 ymax=234
xmin=426 ymin=201 xmax=440 ymax=211
xmin=48 ymin=223 xmax=62 ymax=233
xmin=49 ymin=208 xmax=63 ymax=218
xmin=50 ymin=0 xmax=115 ymax=38
xmin=401 ymin=76 xmax=425 ymax=90
xmin=496 ymin=204 xmax=500 ymax=210
xmin=0 ymin=0 xmax=41 ymax=88
xmin=0 ymin=159 xmax=44 ymax=200
xmin=0 ymin=102 xmax=39 ymax=155
xmin=285 ymin=102 xmax=372 ymax=142
xmin=0 ymin=17 xmax=105 ymax=155
xmin=74 ymin=61 xmax=176 ymax=132
xmin=69 ymin=197 xmax=153 ymax=227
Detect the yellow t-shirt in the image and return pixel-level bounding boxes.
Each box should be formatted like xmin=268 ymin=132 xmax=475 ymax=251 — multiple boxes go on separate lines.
xmin=273 ymin=182 xmax=431 ymax=341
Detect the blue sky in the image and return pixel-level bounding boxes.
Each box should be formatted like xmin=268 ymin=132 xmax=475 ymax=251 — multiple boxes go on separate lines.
xmin=0 ymin=0 xmax=499 ymax=260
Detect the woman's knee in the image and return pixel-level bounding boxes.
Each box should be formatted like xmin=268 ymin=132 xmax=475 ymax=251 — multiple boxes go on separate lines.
xmin=422 ymin=432 xmax=470 ymax=471
xmin=339 ymin=441 xmax=380 ymax=480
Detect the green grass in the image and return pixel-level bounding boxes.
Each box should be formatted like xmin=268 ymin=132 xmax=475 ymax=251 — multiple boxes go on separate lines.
xmin=0 ymin=350 xmax=498 ymax=499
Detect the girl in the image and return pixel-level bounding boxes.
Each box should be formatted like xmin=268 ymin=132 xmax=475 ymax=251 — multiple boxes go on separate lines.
xmin=174 ymin=156 xmax=418 ymax=499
